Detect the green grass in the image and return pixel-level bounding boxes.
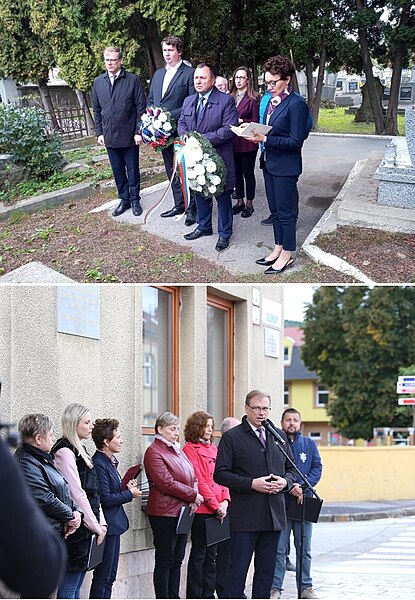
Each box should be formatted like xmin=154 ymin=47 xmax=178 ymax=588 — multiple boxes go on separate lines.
xmin=317 ymin=107 xmax=406 ymax=135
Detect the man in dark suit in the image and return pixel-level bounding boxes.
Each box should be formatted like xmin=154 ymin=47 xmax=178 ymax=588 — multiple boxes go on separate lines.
xmin=214 ymin=390 xmax=297 ymax=598
xmin=147 ymin=35 xmax=196 ymax=224
xmin=178 ymin=63 xmax=239 ymax=252
xmin=92 ymin=46 xmax=146 ymax=218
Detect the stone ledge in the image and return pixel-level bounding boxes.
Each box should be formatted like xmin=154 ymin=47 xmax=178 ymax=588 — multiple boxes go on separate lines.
xmin=0 ymin=261 xmax=74 ymax=283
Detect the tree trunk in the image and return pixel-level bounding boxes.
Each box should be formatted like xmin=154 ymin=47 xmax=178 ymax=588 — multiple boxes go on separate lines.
xmin=38 ymin=77 xmax=60 ymax=131
xmin=310 ymin=46 xmax=327 ymax=128
xmin=305 ymin=60 xmax=314 ymax=104
xmin=356 ymin=0 xmax=385 ymax=134
xmin=145 ymin=19 xmax=163 ymax=77
xmin=75 ymin=89 xmax=95 ymax=135
xmin=383 ymin=2 xmax=410 ymax=136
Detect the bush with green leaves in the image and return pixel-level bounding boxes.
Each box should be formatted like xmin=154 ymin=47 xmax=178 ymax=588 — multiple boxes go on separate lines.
xmin=0 ymin=104 xmax=63 ymax=179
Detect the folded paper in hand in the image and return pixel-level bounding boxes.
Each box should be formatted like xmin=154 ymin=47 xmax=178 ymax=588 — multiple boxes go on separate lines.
xmin=86 ymin=534 xmax=105 ymax=571
xmin=121 ymin=464 xmax=143 ymax=491
xmin=286 ymin=495 xmax=323 ymax=523
xmin=176 ymin=505 xmax=195 ymax=535
xmin=230 ymin=122 xmax=272 ymax=138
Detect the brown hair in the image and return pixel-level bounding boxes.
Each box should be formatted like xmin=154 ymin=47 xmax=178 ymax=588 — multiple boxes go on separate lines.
xmin=92 ymin=418 xmax=119 ymax=450
xmin=229 ymin=66 xmax=259 ymax=101
xmin=18 ymin=413 xmax=54 ymax=442
xmin=263 ymin=55 xmax=295 ymax=81
xmin=104 ymin=46 xmax=123 ymax=59
xmin=245 ymin=389 xmax=271 ymax=407
xmin=162 ymin=35 xmax=183 ymax=54
xmin=184 ymin=411 xmax=214 ymax=443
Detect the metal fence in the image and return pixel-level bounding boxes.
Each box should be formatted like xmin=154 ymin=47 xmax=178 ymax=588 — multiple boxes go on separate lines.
xmin=44 ymin=106 xmax=90 ymax=140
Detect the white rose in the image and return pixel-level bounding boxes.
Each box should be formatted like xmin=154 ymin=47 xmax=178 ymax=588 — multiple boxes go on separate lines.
xmin=159 ymin=113 xmax=168 ymax=122
xmin=187 ymin=137 xmax=200 ymax=149
xmin=153 ymin=119 xmax=161 ymax=129
xmin=185 ymin=156 xmax=196 ymax=168
xmin=197 ymin=174 xmax=206 ymax=185
xmin=208 ymin=185 xmax=217 ymax=194
xmin=210 ymin=175 xmax=221 ymax=185
xmin=186 ymin=169 xmax=195 ymax=180
xmin=194 ymin=163 xmax=205 ymax=176
xmin=192 ymin=184 xmax=202 ymax=192
xmin=193 ymin=147 xmax=204 ymax=162
xmin=206 ymin=161 xmax=216 ymax=173
xmin=163 ymin=122 xmax=172 ymax=132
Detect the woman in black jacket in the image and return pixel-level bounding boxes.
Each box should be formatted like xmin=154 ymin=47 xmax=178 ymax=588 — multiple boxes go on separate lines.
xmin=15 ymin=413 xmax=82 ymax=540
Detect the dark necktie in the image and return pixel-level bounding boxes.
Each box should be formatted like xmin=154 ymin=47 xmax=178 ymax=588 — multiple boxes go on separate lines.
xmin=257 ymin=427 xmax=266 ymax=447
xmin=196 ymin=96 xmax=206 ymax=125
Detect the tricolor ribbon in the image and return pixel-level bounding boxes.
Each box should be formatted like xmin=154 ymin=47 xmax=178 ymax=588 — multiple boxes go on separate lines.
xmin=143 ymin=137 xmax=191 ymax=225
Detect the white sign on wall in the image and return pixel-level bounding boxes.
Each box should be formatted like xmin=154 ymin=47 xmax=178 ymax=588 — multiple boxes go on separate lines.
xmin=262 ymin=298 xmax=282 ymax=329
xmin=264 ymin=326 xmax=279 ymax=358
xmin=57 ymin=286 xmax=100 ymax=339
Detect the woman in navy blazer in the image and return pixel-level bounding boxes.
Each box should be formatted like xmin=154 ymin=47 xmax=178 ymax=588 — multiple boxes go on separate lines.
xmin=90 ymin=419 xmax=142 ymax=599
xmin=229 ymin=66 xmax=260 ymax=218
xmin=250 ymin=56 xmax=311 ymax=275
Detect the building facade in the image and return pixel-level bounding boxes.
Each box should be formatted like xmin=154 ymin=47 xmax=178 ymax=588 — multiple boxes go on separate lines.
xmin=0 ymin=283 xmax=284 ymax=598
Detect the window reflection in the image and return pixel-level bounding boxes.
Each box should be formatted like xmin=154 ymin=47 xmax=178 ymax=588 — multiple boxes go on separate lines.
xmin=207 ymin=304 xmax=229 ymax=425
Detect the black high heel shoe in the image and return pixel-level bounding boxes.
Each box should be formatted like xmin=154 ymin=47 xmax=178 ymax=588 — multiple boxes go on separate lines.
xmin=264 ymin=257 xmax=295 ymax=275
xmin=255 ymin=256 xmax=278 ymax=267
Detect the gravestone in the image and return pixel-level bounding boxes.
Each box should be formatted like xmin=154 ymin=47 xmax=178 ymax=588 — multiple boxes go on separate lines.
xmin=355 ymin=78 xmax=384 ymax=123
xmin=374 ymin=108 xmax=415 ymax=208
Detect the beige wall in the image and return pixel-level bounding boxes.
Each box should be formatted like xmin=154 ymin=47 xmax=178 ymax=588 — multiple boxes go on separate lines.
xmin=0 ymin=283 xmax=283 ymax=599
xmin=317 ymin=446 xmax=415 ymax=502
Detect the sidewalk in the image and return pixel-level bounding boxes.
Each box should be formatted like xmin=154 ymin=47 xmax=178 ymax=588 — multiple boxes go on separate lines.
xmin=319 ymin=498 xmax=415 ymax=522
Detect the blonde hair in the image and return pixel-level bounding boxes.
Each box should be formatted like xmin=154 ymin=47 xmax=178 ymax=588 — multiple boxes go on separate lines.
xmin=61 ymin=403 xmax=93 ymax=468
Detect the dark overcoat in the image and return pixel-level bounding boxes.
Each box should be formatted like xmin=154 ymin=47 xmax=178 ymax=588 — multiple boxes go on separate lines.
xmin=214 ymin=415 xmax=297 ymax=533
xmin=147 ymin=62 xmax=195 ymax=123
xmin=92 ymin=68 xmax=146 ymax=148
xmin=178 ymin=87 xmax=239 ymax=191
xmin=92 ymin=450 xmax=131 ymax=536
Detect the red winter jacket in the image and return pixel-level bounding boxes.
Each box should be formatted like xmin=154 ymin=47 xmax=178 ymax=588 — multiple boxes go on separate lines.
xmin=144 ymin=437 xmax=198 ymax=517
xmin=183 ymin=441 xmax=230 ymax=514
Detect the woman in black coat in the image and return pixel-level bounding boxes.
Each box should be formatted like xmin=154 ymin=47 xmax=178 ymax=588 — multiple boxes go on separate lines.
xmin=15 ymin=413 xmax=82 ymax=540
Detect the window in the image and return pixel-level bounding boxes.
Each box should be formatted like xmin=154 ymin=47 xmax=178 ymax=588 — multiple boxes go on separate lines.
xmin=284 ymin=346 xmax=289 ymax=362
xmin=142 ymin=286 xmax=179 ymax=430
xmin=207 ymin=294 xmax=234 ymax=427
xmin=308 ymin=431 xmax=322 ymax=441
xmin=284 ymin=384 xmax=290 ymax=406
xmin=316 ymin=384 xmax=329 ymax=407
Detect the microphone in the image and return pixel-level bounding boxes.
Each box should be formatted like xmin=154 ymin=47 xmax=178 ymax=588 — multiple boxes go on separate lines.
xmin=262 ymin=419 xmax=286 ymax=445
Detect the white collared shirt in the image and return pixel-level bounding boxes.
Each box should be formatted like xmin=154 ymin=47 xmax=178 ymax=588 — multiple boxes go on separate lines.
xmin=162 ymin=60 xmax=183 ymax=97
xmin=108 ymin=69 xmax=121 ymax=85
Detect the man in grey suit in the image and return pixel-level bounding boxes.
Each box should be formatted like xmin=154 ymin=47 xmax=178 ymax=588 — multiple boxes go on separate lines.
xmin=147 ymin=35 xmax=196 ymax=224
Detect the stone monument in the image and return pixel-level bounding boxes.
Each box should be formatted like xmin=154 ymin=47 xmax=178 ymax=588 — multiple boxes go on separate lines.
xmin=374 ymin=107 xmax=415 ymax=209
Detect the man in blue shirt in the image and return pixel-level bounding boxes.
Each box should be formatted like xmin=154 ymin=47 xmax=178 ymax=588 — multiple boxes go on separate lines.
xmin=271 ymin=408 xmax=322 ymax=600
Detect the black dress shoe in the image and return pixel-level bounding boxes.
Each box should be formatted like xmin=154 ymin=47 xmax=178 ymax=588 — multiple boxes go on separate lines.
xmin=264 ymin=257 xmax=294 ymax=275
xmin=184 ymin=228 xmax=212 ymax=241
xmin=241 ymin=205 xmax=254 ymax=218
xmin=261 ymin=215 xmax=273 ymax=226
xmin=185 ymin=213 xmax=196 ymax=226
xmin=255 ymin=255 xmax=279 ymax=267
xmin=232 ymin=202 xmax=245 ymax=215
xmin=161 ymin=207 xmax=185 ymax=218
xmin=112 ymin=201 xmax=131 ymax=217
xmin=215 ymin=237 xmax=230 ymax=252
xmin=131 ymin=200 xmax=143 ymax=216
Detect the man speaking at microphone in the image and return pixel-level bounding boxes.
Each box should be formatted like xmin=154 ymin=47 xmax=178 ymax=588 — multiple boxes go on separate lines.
xmin=214 ymin=390 xmax=297 ymax=599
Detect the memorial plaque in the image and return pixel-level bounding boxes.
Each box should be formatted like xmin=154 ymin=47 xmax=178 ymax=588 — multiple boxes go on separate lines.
xmin=57 ymin=286 xmax=100 ymax=339
xmin=399 ymin=86 xmax=412 ymax=101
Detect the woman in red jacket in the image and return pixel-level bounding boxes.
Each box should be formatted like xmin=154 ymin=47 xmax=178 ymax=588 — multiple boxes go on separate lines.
xmin=183 ymin=411 xmax=230 ymax=599
xmin=144 ymin=412 xmax=203 ymax=599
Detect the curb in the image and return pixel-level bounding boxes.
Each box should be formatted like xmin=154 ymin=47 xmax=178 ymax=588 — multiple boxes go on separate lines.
xmin=301 ymin=159 xmax=377 ymax=284
xmin=319 ymin=506 xmax=415 ymax=523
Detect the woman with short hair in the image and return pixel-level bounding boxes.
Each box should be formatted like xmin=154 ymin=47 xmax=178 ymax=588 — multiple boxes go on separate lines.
xmin=90 ymin=418 xmax=142 ymax=599
xmin=15 ymin=413 xmax=82 ymax=540
xmin=183 ymin=411 xmax=230 ymax=599
xmin=52 ymin=404 xmax=107 ymax=599
xmin=144 ymin=412 xmax=204 ymax=599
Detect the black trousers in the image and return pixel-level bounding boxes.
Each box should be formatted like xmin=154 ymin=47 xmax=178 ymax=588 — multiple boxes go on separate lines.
xmin=224 ymin=530 xmax=280 ymax=599
xmin=89 ymin=534 xmax=120 ymax=599
xmin=234 ymin=150 xmax=258 ymax=201
xmin=215 ymin=537 xmax=231 ymax=598
xmin=107 ymin=145 xmax=140 ymax=204
xmin=148 ymin=515 xmax=188 ymax=599
xmin=186 ymin=514 xmax=217 ymax=599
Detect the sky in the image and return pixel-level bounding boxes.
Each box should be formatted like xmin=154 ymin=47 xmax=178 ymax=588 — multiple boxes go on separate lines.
xmin=283 ymin=284 xmax=318 ymax=323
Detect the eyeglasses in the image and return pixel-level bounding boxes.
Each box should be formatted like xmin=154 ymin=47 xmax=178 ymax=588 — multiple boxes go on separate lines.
xmin=235 ymin=75 xmax=247 ymax=80
xmin=247 ymin=405 xmax=271 ymax=413
xmin=265 ymin=79 xmax=282 ymax=88
xmin=105 ymin=58 xmax=120 ymax=63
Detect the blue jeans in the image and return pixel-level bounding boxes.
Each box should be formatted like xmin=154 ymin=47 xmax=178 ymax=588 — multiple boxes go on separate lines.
xmin=57 ymin=570 xmax=86 ymax=599
xmin=272 ymin=519 xmax=313 ymax=592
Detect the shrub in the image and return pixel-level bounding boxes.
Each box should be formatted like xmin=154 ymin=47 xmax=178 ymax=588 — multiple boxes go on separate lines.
xmin=0 ymin=104 xmax=63 ymax=179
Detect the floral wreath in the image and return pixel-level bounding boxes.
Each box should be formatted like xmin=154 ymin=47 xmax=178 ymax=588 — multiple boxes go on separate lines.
xmin=140 ymin=106 xmax=176 ymax=151
xmin=175 ymin=131 xmax=227 ymax=198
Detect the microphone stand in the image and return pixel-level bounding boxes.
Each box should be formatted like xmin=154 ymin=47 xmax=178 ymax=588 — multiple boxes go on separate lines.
xmin=264 ymin=422 xmax=321 ymax=600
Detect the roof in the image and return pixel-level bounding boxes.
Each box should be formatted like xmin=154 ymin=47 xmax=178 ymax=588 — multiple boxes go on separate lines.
xmin=285 ymin=345 xmax=318 ymax=380
xmin=285 ymin=326 xmax=304 ymax=346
